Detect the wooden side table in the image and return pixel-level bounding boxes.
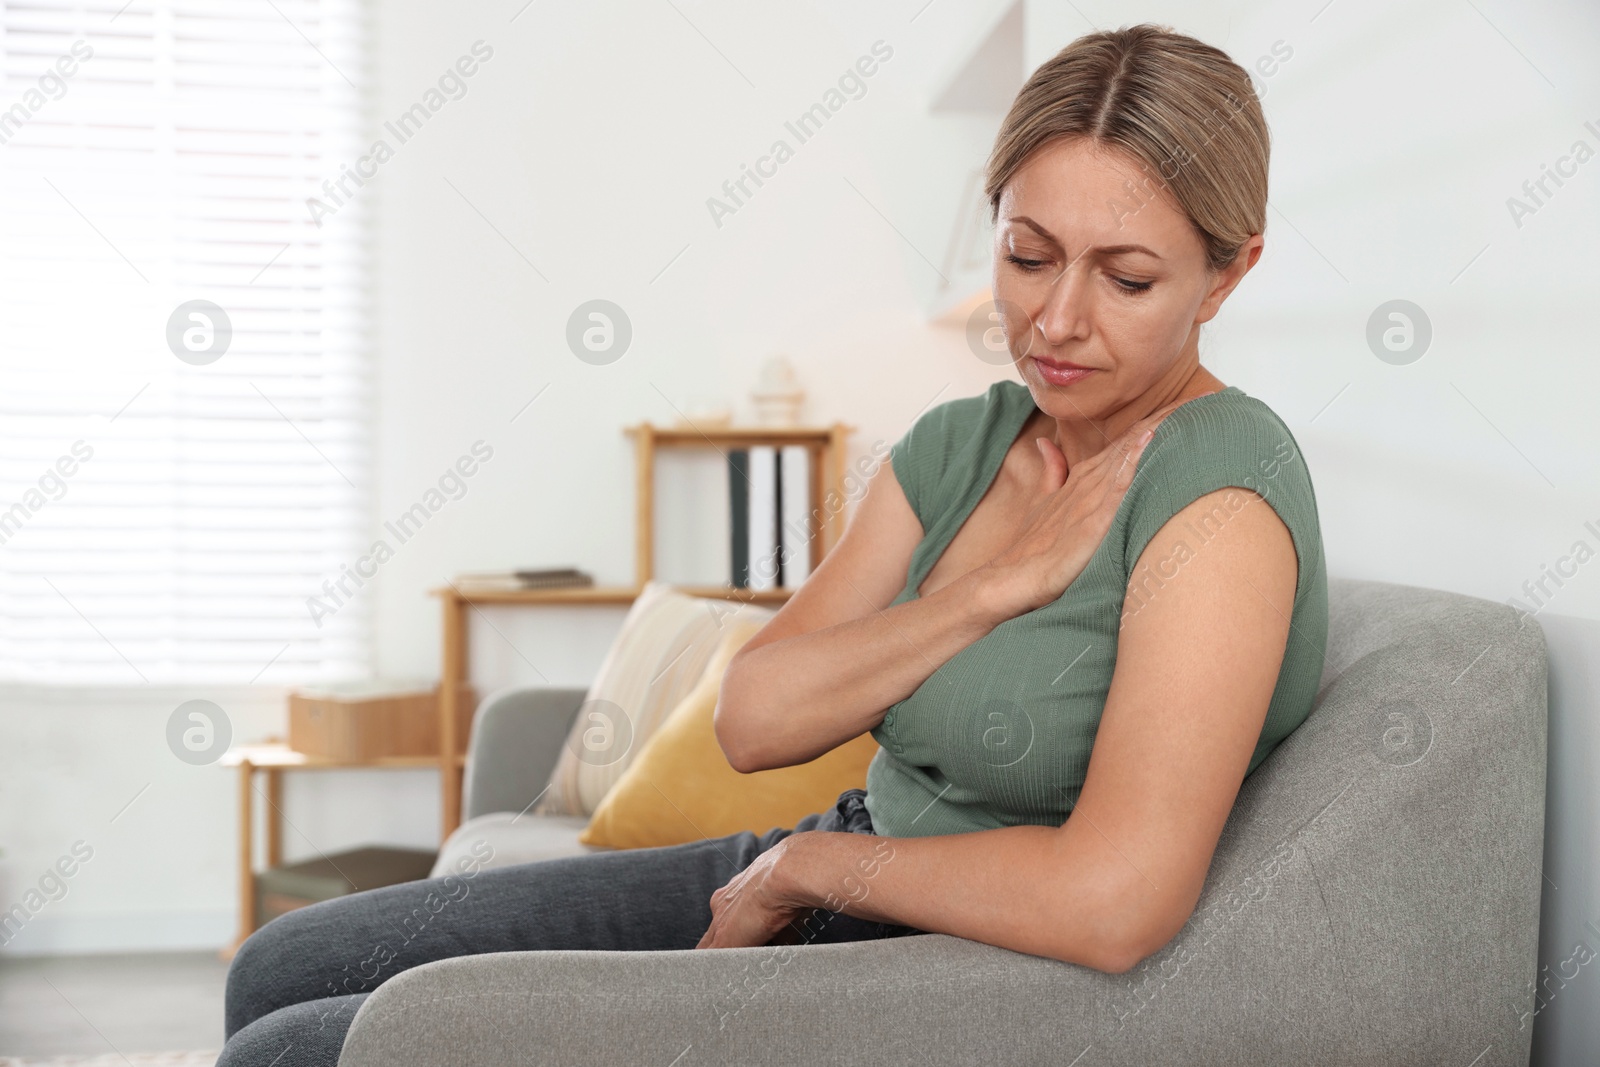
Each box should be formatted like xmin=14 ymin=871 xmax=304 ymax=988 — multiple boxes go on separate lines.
xmin=217 ymin=742 xmax=457 ymax=959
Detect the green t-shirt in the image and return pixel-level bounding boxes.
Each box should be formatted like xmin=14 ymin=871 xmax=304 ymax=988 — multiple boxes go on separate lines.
xmin=863 ymin=379 xmax=1328 ymax=839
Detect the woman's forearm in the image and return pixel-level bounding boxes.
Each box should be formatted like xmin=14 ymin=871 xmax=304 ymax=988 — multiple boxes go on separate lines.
xmin=779 ymin=823 xmax=1161 ymax=974
xmin=716 ymin=571 xmax=1011 ymax=772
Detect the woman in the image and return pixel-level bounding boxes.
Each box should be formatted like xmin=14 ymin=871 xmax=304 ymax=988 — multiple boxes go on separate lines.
xmin=220 ymin=23 xmax=1325 ymax=1065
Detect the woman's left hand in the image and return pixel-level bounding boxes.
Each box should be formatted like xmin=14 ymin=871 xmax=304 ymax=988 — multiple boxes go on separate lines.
xmin=695 ymin=836 xmax=816 ymax=949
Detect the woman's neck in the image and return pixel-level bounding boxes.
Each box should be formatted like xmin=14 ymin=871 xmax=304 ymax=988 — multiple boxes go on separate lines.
xmin=1039 ymin=360 xmax=1225 ymax=470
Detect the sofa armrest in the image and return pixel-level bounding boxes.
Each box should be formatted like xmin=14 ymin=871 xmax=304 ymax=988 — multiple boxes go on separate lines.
xmin=461 ymin=686 xmax=585 ymax=821
xmin=337 ymin=935 xmax=1106 ymax=1067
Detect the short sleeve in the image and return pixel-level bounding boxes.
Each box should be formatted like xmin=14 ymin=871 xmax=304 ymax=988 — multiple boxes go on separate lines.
xmin=1116 ymin=395 xmax=1322 ymax=604
xmin=888 ymin=380 xmax=1023 ymax=533
xmin=887 ymin=410 xmax=938 ymax=529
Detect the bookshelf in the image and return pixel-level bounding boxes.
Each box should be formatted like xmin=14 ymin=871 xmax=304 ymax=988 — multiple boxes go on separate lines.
xmin=626 ymin=421 xmax=854 ymax=593
xmin=429 ymin=420 xmax=855 ymax=839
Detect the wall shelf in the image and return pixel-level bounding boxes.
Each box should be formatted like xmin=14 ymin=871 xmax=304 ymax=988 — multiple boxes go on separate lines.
xmin=624 ymin=421 xmax=854 ymax=588
xmin=431 ymin=584 xmax=798 ymax=607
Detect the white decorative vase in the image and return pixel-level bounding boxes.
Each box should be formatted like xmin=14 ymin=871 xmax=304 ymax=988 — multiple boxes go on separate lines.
xmin=751 ymin=355 xmax=804 ymax=426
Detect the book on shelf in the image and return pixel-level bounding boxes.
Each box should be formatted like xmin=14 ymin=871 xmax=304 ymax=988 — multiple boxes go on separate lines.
xmin=728 ymin=450 xmax=750 ymax=588
xmin=727 ymin=445 xmax=811 ymax=590
xmin=453 ymin=568 xmax=595 ymax=590
xmin=747 ymin=446 xmax=777 ymax=592
xmin=779 ymin=445 xmax=812 ymax=585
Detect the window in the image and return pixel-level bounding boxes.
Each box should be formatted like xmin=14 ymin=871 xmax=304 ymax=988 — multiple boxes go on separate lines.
xmin=0 ymin=0 xmax=369 ymax=684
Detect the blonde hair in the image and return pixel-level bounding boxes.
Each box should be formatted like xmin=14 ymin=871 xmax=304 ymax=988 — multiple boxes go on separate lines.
xmin=984 ymin=23 xmax=1269 ymax=273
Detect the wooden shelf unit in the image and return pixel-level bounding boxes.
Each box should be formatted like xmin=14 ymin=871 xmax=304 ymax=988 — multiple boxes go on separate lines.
xmin=625 ymin=421 xmax=855 ymax=588
xmin=431 ymin=420 xmax=854 ymax=840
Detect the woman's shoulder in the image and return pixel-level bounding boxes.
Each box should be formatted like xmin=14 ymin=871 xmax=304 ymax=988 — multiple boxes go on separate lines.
xmin=1142 ymin=386 xmax=1308 ymax=486
xmin=888 ymin=379 xmax=1029 ymax=526
xmin=901 ymin=378 xmax=1024 ymax=441
xmin=1117 ymin=385 xmax=1324 ymax=580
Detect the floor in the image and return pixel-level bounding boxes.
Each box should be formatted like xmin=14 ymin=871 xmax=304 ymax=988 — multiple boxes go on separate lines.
xmin=0 ymin=952 xmax=226 ymax=1061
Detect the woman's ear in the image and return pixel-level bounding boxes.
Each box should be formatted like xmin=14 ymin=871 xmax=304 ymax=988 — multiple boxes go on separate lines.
xmin=1197 ymin=233 xmax=1264 ymax=324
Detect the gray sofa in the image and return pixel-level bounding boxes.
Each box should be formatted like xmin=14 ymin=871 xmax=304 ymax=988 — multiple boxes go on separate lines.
xmin=339 ymin=577 xmax=1557 ymax=1066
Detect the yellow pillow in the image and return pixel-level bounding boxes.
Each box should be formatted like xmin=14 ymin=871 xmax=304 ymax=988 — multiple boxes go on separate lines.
xmin=579 ymin=615 xmax=880 ymax=849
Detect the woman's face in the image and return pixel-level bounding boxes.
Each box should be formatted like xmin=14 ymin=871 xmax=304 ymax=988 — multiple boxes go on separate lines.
xmin=992 ymin=136 xmax=1258 ymax=418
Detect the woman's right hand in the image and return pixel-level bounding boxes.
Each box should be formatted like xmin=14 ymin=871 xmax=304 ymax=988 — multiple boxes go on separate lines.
xmin=972 ymin=401 xmax=1185 ymax=620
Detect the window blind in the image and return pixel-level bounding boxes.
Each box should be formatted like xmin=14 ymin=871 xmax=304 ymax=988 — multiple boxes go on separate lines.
xmin=0 ymin=0 xmax=370 ymax=684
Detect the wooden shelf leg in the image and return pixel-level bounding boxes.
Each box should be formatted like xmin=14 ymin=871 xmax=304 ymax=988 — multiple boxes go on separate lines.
xmin=224 ymin=760 xmax=256 ymax=961
xmin=808 ymin=442 xmax=824 ymax=568
xmin=634 ymin=423 xmax=655 ymax=588
xmin=265 ymin=768 xmax=283 ymax=869
xmin=440 ymin=592 xmax=468 ymax=843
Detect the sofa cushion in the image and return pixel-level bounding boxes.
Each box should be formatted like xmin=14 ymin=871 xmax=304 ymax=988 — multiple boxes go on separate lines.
xmin=429 ymin=812 xmax=601 ymax=878
xmin=534 ymin=582 xmax=775 ymax=817
xmin=579 ymin=614 xmax=879 ymax=849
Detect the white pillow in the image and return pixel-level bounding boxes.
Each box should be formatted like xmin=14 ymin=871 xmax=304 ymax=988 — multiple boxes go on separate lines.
xmin=534 ymin=581 xmax=775 ymax=816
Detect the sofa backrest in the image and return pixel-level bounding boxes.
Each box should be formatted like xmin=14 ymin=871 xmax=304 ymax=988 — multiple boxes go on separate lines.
xmin=1098 ymin=576 xmax=1546 ymax=1061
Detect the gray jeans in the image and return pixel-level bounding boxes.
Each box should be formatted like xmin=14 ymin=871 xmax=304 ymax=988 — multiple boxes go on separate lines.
xmin=218 ymin=788 xmax=922 ymax=1066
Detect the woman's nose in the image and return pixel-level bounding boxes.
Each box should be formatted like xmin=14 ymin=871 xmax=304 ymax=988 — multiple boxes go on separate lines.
xmin=1032 ymin=264 xmax=1093 ymax=347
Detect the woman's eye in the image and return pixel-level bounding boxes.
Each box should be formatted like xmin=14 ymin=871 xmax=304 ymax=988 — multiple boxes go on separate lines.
xmin=1112 ymin=276 xmax=1154 ymax=293
xmin=1004 ymin=253 xmax=1046 ymax=272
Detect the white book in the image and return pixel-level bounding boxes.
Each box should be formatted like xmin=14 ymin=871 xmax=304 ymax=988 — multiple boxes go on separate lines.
xmin=747 ymin=446 xmax=778 ymax=591
xmin=779 ymin=445 xmax=812 ymax=586
xmin=652 ymin=449 xmax=730 ymax=586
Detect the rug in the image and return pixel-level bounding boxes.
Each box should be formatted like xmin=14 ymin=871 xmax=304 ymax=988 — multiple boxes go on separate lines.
xmin=0 ymin=1054 xmax=217 ymax=1067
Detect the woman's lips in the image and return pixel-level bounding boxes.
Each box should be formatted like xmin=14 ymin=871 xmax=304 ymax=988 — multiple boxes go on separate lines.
xmin=1031 ymin=356 xmax=1097 ymax=386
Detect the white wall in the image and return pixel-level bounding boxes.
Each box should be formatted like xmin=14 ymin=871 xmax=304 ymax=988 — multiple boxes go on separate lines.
xmin=6 ymin=0 xmax=1598 ymax=954
xmin=363 ymin=0 xmax=1014 ymax=685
